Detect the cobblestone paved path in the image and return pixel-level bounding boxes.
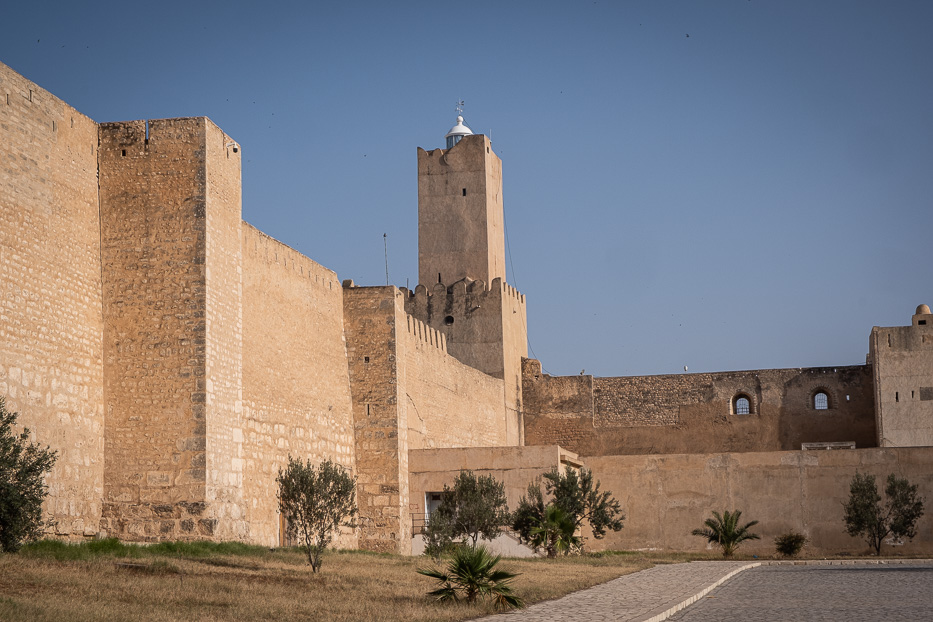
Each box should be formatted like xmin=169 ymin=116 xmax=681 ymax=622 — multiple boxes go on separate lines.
xmin=667 ymin=561 xmax=933 ymax=622
xmin=472 ymin=561 xmax=756 ymax=622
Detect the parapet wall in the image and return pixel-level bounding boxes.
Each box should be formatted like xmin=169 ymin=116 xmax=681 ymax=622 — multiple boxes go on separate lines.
xmin=241 ymin=224 xmax=356 ymax=547
xmin=0 ymin=61 xmax=104 ymax=538
xmin=404 ymin=276 xmax=528 ymax=445
xmin=584 ymin=447 xmax=933 ymax=555
xmin=523 ymin=359 xmax=876 ymax=456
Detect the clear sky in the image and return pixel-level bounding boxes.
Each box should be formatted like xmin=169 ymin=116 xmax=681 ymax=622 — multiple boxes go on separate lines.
xmin=3 ymin=1 xmax=931 ymax=377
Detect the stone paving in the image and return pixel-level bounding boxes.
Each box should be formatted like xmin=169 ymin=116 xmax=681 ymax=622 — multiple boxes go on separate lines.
xmin=667 ymin=561 xmax=933 ymax=621
xmin=473 ymin=560 xmax=933 ymax=622
xmin=472 ymin=561 xmax=756 ymax=622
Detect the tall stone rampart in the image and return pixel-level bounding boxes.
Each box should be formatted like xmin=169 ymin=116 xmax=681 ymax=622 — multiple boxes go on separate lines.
xmin=99 ymin=117 xmax=222 ymax=540
xmin=0 ymin=61 xmax=105 ymax=538
xmin=203 ymin=120 xmax=248 ymax=540
xmin=241 ymin=224 xmax=356 ymax=547
xmin=343 ymin=286 xmax=411 ymax=553
xmin=523 ymin=359 xmax=876 ymax=455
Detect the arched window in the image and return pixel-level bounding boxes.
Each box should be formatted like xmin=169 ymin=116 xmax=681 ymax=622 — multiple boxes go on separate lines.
xmin=813 ymin=391 xmax=829 ymax=410
xmin=733 ymin=394 xmax=752 ymax=415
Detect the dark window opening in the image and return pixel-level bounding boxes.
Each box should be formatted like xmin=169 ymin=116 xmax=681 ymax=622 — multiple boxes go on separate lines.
xmin=444 ymin=316 xmax=454 ymax=326
xmin=920 ymin=320 xmax=927 ymax=325
xmin=438 ymin=272 xmax=442 ymax=283
xmin=462 ymin=188 xmax=467 ymax=196
xmin=121 ymin=149 xmax=126 ymax=157
xmin=896 ymin=392 xmax=899 ymax=403
xmin=364 ymin=356 xmax=370 ymax=363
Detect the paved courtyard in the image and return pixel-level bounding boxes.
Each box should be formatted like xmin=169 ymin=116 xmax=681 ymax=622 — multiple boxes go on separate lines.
xmin=473 ymin=560 xmax=933 ymax=622
xmin=667 ymin=562 xmax=933 ymax=622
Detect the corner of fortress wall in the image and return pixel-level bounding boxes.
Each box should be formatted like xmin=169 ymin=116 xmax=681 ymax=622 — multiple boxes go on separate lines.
xmin=0 ymin=60 xmax=105 ymax=539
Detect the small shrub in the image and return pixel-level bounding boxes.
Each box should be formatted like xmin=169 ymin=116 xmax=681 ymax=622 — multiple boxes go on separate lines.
xmin=774 ymin=531 xmax=808 ymax=558
xmin=843 ymin=472 xmax=924 ymax=555
xmin=422 ymin=470 xmax=510 ymax=555
xmin=277 ymin=457 xmax=357 ymax=573
xmin=0 ymin=397 xmax=58 ymax=552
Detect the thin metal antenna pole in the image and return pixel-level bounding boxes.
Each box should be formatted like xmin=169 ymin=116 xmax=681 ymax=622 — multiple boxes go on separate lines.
xmin=383 ymin=233 xmax=389 ymax=286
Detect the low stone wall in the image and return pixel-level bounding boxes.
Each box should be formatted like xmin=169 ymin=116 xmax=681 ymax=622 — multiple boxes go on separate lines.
xmin=583 ymin=447 xmax=933 ymax=556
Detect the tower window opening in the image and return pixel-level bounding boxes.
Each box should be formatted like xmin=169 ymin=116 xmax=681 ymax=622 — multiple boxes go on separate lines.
xmin=444 ymin=316 xmax=454 ymax=326
xmin=121 ymin=149 xmax=126 ymax=157
xmin=462 ymin=188 xmax=467 ymax=196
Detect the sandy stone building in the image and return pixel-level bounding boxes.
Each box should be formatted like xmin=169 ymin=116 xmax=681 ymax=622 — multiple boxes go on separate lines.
xmin=2 ymin=60 xmax=931 ymax=555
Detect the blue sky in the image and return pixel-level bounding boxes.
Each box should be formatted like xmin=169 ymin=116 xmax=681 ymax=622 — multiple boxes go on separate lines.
xmin=3 ymin=1 xmax=931 ymax=377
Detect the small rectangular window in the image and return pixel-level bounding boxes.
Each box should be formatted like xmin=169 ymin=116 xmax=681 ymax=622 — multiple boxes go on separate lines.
xmin=121 ymin=149 xmax=126 ymax=157
xmin=462 ymin=188 xmax=467 ymax=196
xmin=895 ymin=392 xmax=899 ymax=403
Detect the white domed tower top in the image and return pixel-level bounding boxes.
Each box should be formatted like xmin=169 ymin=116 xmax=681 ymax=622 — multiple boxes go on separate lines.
xmin=445 ymin=105 xmax=473 ymax=149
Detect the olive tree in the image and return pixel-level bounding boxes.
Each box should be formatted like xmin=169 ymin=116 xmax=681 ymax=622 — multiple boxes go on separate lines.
xmin=423 ymin=470 xmax=510 ymax=555
xmin=512 ymin=466 xmax=623 ymax=554
xmin=276 ymin=457 xmax=357 ymax=572
xmin=0 ymin=396 xmax=58 ymax=552
xmin=843 ymin=472 xmax=924 ymax=555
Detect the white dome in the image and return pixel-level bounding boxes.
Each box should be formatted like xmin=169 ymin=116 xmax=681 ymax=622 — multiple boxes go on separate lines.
xmin=445 ymin=115 xmax=473 ymax=139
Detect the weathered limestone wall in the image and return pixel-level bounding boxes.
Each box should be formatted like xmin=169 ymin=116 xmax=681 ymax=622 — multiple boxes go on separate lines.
xmin=0 ymin=61 xmax=104 ymax=538
xmin=99 ymin=117 xmax=215 ymax=540
xmin=399 ymin=313 xmax=507 ymax=450
xmin=409 ymin=446 xmax=579 ymax=519
xmin=870 ymin=307 xmax=933 ymax=447
xmin=523 ymin=359 xmax=876 ymax=456
xmin=202 ymin=121 xmax=248 ymax=540
xmin=343 ymin=286 xmax=410 ymax=553
xmin=417 ymin=135 xmax=505 ymax=287
xmin=584 ymin=447 xmax=933 ymax=556
xmin=241 ymin=225 xmax=356 ymax=547
xmin=404 ymin=277 xmax=527 ymax=445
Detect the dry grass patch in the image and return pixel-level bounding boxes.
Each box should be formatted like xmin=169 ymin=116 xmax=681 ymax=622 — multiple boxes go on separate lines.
xmin=0 ymin=543 xmax=712 ymax=621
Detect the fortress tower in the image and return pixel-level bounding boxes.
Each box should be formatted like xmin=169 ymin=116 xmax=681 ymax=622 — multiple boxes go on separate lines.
xmin=417 ymin=115 xmax=506 ymax=286
xmin=407 ymin=114 xmax=527 ymax=445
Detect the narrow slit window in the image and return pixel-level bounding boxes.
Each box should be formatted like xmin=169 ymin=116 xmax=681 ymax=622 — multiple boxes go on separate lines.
xmin=462 ymin=188 xmax=467 ymax=196
xmin=121 ymin=149 xmax=126 ymax=157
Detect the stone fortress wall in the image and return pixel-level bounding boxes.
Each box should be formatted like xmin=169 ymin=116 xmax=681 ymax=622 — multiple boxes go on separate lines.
xmin=522 ymin=359 xmax=877 ymax=456
xmin=0 ymin=60 xmax=517 ymax=548
xmin=0 ymin=62 xmax=104 ymax=539
xmin=2 ymin=58 xmax=933 ymax=555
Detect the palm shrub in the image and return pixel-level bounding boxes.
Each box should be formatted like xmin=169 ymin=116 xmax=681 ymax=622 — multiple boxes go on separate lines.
xmin=692 ymin=510 xmax=760 ymax=558
xmin=774 ymin=531 xmax=808 ymax=558
xmin=418 ymin=544 xmax=524 ymax=610
xmin=529 ymin=505 xmax=579 ymax=558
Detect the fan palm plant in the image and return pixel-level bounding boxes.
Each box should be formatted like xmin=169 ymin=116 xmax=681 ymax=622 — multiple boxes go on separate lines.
xmin=529 ymin=504 xmax=579 ymax=558
xmin=692 ymin=510 xmax=760 ymax=558
xmin=417 ymin=544 xmax=525 ymax=610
